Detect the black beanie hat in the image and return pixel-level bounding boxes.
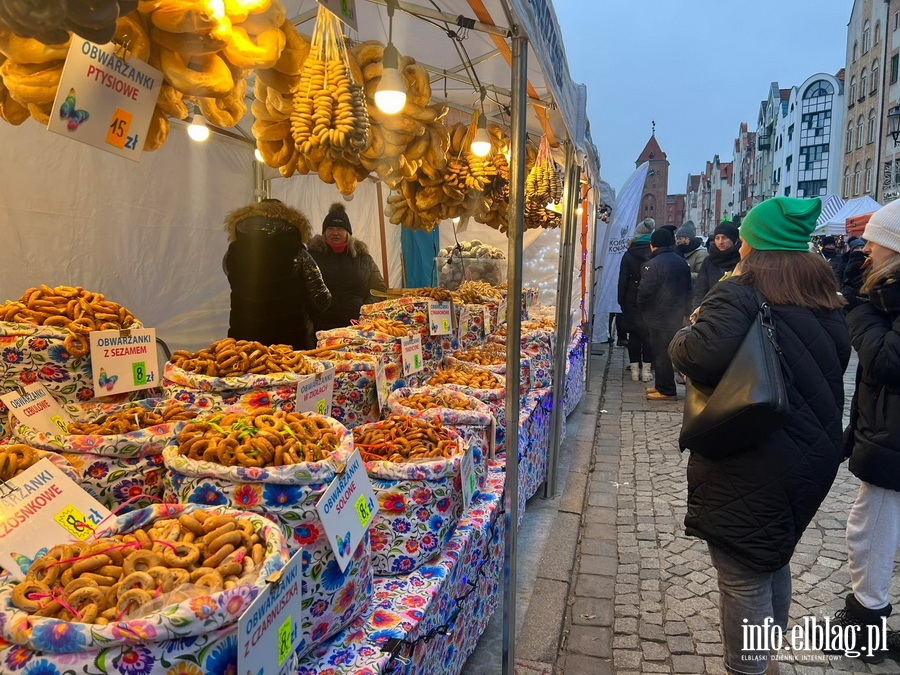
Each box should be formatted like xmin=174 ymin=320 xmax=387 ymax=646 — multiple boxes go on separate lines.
xmin=322 ymin=203 xmax=352 ymax=235
xmin=821 ymin=235 xmax=836 ymax=247
xmin=650 ymin=228 xmax=675 ymax=248
xmin=713 ymin=221 xmax=740 ymax=244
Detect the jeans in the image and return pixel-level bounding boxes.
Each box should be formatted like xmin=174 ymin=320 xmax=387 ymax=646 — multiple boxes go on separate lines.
xmin=628 ymin=323 xmax=652 ymax=365
xmin=708 ymin=543 xmax=792 ymax=675
xmin=647 ymin=326 xmax=678 ymax=396
xmin=847 ymin=481 xmax=900 ymax=610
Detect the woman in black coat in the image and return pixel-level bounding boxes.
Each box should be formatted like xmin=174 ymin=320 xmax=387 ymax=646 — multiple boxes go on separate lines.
xmin=834 ymin=201 xmax=900 ymax=663
xmin=693 ymin=221 xmax=742 ymax=307
xmin=224 ymin=199 xmax=331 ymax=350
xmin=669 ymin=197 xmax=849 ymax=675
xmin=617 ymin=218 xmax=655 ymax=381
xmin=308 ymin=203 xmax=387 ymax=331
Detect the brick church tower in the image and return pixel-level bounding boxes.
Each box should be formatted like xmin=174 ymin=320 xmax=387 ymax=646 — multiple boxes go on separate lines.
xmin=635 ymin=125 xmax=669 ymax=226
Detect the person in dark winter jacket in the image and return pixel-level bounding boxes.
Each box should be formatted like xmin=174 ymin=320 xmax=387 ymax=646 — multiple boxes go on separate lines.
xmin=841 ymin=237 xmax=869 ymax=311
xmin=824 ymin=235 xmax=848 ymax=282
xmin=675 ymin=220 xmax=709 ymax=283
xmin=617 ymin=218 xmax=655 ymax=382
xmin=669 ymin=197 xmax=849 ymax=675
xmin=224 ymin=199 xmax=331 ymax=350
xmin=637 ymin=228 xmax=691 ymax=400
xmin=832 ymin=199 xmax=900 ymax=663
xmin=694 ymin=221 xmax=742 ymax=307
xmin=308 ymin=203 xmax=388 ymax=331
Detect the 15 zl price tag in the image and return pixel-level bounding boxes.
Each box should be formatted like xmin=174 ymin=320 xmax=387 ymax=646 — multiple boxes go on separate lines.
xmin=428 ymin=301 xmax=452 ymax=336
xmin=105 ymin=107 xmax=133 ymax=149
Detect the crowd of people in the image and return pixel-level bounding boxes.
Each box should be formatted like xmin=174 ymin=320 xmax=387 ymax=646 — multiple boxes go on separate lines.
xmin=615 ymin=198 xmax=900 ymax=673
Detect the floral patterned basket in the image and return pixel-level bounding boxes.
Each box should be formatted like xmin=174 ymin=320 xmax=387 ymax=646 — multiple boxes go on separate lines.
xmin=0 ymin=321 xmax=149 ymax=421
xmin=386 ymin=386 xmax=491 ymax=490
xmin=310 ymin=355 xmax=401 ymax=429
xmin=564 ymin=327 xmax=587 ymax=416
xmin=442 ymin=352 xmax=532 ymax=395
xmin=357 ymin=418 xmax=466 ymax=576
xmin=454 ymin=303 xmax=491 ymax=350
xmin=161 ymin=359 xmax=326 ymax=414
xmin=0 ymin=503 xmax=289 ymax=675
xmin=11 ymin=397 xmax=214 ymax=510
xmin=359 ymin=298 xmax=460 ymax=377
xmin=162 ymin=414 xmax=372 ymax=659
xmin=441 ymin=373 xmax=509 ymax=455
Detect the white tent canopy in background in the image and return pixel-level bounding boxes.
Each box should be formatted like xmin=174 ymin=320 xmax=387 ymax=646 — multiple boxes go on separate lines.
xmin=816 ymin=195 xmax=882 ymax=235
xmin=816 ymin=194 xmax=845 ymax=229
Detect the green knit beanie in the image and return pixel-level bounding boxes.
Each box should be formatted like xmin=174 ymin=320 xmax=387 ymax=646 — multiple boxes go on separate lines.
xmin=739 ymin=197 xmax=822 ymax=251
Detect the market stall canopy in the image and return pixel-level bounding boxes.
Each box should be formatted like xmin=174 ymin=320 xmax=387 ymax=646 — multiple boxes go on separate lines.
xmin=273 ymin=0 xmax=599 ymax=180
xmin=816 ymin=195 xmax=881 ymax=235
xmin=815 ymin=194 xmax=844 ymax=229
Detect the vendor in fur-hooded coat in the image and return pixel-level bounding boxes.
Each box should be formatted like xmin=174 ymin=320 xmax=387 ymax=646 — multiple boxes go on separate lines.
xmin=224 ymin=198 xmax=331 ymax=350
xmin=308 ymin=203 xmax=388 ymax=330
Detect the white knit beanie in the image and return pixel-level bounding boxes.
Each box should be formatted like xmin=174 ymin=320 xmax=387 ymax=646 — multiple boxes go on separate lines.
xmin=864 ymin=199 xmax=900 ymax=253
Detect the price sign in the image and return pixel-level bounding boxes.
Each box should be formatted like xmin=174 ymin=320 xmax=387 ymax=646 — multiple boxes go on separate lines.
xmin=488 ymin=416 xmax=497 ymax=459
xmin=48 ymin=39 xmax=162 ymax=162
xmin=0 ymin=458 xmax=111 ymax=580
xmin=238 ymin=549 xmax=304 ymax=675
xmin=498 ymin=298 xmax=508 ymax=323
xmin=1 ymin=384 xmax=71 ymax=437
xmin=374 ymin=360 xmax=390 ymax=409
xmin=483 ymin=306 xmax=492 ymax=335
xmin=460 ymin=445 xmax=477 ymax=511
xmin=89 ymin=328 xmax=158 ymax=396
xmin=296 ymin=368 xmax=335 ymax=416
xmin=401 ymin=334 xmax=423 ymax=376
xmin=316 ymin=449 xmax=379 ymax=571
xmin=317 ymin=0 xmax=358 ymax=31
xmin=428 ymin=301 xmax=453 ymax=336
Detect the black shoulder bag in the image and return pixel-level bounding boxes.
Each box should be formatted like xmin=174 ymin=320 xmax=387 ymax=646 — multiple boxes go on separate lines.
xmin=679 ymin=295 xmax=790 ymax=457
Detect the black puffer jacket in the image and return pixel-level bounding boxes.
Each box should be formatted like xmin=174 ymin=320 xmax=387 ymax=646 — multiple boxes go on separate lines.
xmin=636 ymin=246 xmax=692 ymax=329
xmin=669 ymin=278 xmax=850 ymax=572
xmin=308 ymin=235 xmax=387 ymax=330
xmin=617 ymin=236 xmax=652 ymax=332
xmin=846 ymin=273 xmax=900 ymax=491
xmin=693 ymin=244 xmax=742 ymax=307
xmin=841 ymin=249 xmax=868 ymax=311
xmin=224 ymin=200 xmax=331 ymax=350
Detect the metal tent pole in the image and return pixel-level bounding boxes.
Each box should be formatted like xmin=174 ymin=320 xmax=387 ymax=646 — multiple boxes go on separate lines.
xmin=501 ymin=31 xmax=527 ymax=675
xmin=544 ymin=146 xmax=580 ymax=498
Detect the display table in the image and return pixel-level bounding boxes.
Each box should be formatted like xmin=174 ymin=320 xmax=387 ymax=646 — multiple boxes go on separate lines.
xmin=296 ymin=468 xmax=505 ymax=674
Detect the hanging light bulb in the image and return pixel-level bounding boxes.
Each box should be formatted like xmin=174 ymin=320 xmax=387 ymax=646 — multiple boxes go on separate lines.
xmin=188 ymin=106 xmax=209 ymax=142
xmin=254 ymin=148 xmax=264 ymax=162
xmin=470 ymin=113 xmax=491 ymax=157
xmin=576 ymin=206 xmax=584 ymax=215
xmin=451 ymin=216 xmax=461 ymax=225
xmin=374 ymin=1 xmax=407 ymax=114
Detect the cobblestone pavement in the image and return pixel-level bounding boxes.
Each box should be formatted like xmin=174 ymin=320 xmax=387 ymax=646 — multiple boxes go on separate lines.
xmin=557 ymin=343 xmax=900 ymax=675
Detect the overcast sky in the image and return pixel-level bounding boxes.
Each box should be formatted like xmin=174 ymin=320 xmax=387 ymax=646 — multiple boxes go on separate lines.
xmin=554 ymin=0 xmax=852 ymax=197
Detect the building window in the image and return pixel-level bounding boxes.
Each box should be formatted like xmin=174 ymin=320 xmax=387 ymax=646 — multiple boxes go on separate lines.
xmin=786 ymin=155 xmax=792 ymax=172
xmin=858 ymin=116 xmax=864 ymax=148
xmin=864 ymin=22 xmax=871 ymax=53
xmin=895 ymin=12 xmax=899 ymax=30
xmin=844 ymin=168 xmax=851 ymax=198
xmin=788 ymin=124 xmax=794 ymax=142
xmin=803 ymin=80 xmax=833 ymax=99
xmin=861 ymin=68 xmax=868 ymax=97
xmin=865 ymin=160 xmax=873 ymax=193
xmin=893 ymin=54 xmax=900 ymax=84
xmin=876 ymin=22 xmax=881 ymax=43
xmin=872 ymin=60 xmax=880 ymax=92
xmin=799 ymin=180 xmax=827 ymax=198
xmin=800 ymin=144 xmax=829 ymax=169
xmin=854 ymin=41 xmax=858 ymax=62
xmin=847 ymin=123 xmax=854 ymax=152
xmin=854 ymin=163 xmax=861 ymax=195
xmin=850 ymin=76 xmax=857 ymax=101
xmin=868 ymin=109 xmax=877 ymax=143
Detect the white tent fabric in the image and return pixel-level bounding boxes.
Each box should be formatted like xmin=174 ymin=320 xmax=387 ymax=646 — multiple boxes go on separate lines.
xmin=592 ymin=163 xmax=649 ymax=342
xmin=817 ymin=196 xmax=882 ymax=235
xmin=816 ymin=194 xmax=845 ymax=228
xmin=0 ymin=120 xmax=253 ymax=352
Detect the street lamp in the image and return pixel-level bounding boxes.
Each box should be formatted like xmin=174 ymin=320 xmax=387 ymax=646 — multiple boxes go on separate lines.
xmin=889 ymin=106 xmax=900 ymax=146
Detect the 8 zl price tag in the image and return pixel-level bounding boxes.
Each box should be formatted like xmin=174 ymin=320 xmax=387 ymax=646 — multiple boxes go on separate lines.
xmin=401 ymin=334 xmax=423 ymax=376
xmin=54 ymin=505 xmax=97 ymax=541
xmin=428 ymin=301 xmax=452 ymax=336
xmin=277 ymin=616 xmax=293 ymax=665
xmin=106 ymin=107 xmax=132 ymax=149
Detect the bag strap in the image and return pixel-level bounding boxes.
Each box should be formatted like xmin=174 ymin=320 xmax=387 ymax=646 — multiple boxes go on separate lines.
xmin=754 ymin=290 xmax=793 ymax=385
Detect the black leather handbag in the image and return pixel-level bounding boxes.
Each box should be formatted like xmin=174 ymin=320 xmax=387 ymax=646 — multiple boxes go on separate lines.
xmin=679 ymin=297 xmax=790 ymax=457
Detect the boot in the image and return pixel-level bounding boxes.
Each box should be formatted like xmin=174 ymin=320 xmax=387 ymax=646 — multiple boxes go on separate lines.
xmin=641 ymin=364 xmax=652 ymax=382
xmin=628 ymin=363 xmax=639 ymax=381
xmin=827 ymin=594 xmax=892 ymax=663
